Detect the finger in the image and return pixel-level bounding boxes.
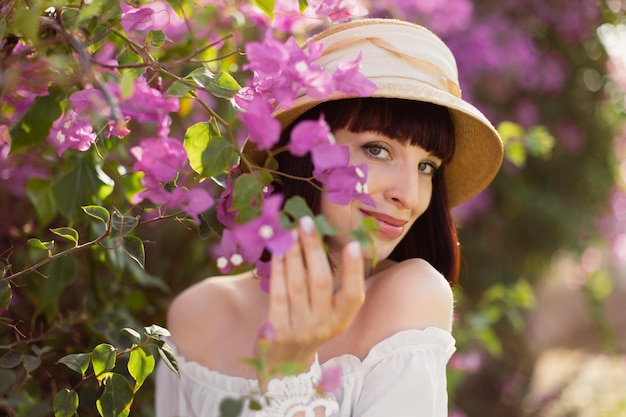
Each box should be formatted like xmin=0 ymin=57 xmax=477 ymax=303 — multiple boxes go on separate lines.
xmin=298 ymin=216 xmax=333 ymax=313
xmin=268 ymin=253 xmax=290 ymax=333
xmin=333 ymin=241 xmax=365 ymax=326
xmin=284 ymin=230 xmax=311 ymax=319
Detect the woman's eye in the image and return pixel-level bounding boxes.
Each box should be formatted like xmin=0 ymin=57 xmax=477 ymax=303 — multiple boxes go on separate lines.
xmin=363 ymin=143 xmax=390 ymax=159
xmin=419 ymin=161 xmax=438 ymax=176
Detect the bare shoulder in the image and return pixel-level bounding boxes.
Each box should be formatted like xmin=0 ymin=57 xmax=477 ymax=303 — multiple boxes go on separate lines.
xmin=166 ymin=272 xmax=266 ymax=370
xmin=359 ymin=258 xmax=454 ymax=340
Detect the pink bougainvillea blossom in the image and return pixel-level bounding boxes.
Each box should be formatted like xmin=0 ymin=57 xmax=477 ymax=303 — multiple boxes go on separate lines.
xmin=305 ymin=0 xmax=368 ymax=23
xmin=232 ymin=194 xmax=294 ymax=256
xmin=332 ymin=52 xmax=377 ymax=96
xmin=289 ymin=115 xmax=332 ymax=156
xmin=316 ymin=365 xmax=343 ymax=394
xmin=120 ymin=0 xmax=187 ymax=42
xmin=49 ymin=109 xmax=98 ymax=155
xmin=132 ymin=175 xmax=171 ymax=205
xmin=213 ymin=229 xmax=261 ymax=274
xmin=170 ymin=187 xmax=214 ymax=224
xmin=311 ymin=143 xmax=349 ymax=172
xmin=130 ymin=137 xmax=188 ymax=183
xmin=242 ymin=34 xmax=333 ymax=108
xmin=239 ymin=95 xmax=281 ymax=150
xmin=70 ymin=78 xmax=179 ymax=139
xmin=316 ymin=163 xmax=374 ymax=206
xmin=255 ymin=260 xmax=271 ymax=293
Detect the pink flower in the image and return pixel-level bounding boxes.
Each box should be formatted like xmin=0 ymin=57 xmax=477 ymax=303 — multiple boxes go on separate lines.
xmin=305 ymin=0 xmax=368 ymax=23
xmin=332 ymin=52 xmax=377 ymax=96
xmin=170 ymin=187 xmax=214 ymax=224
xmin=232 ymin=195 xmax=294 ymax=256
xmin=311 ymin=143 xmax=349 ymax=172
xmin=239 ymin=95 xmax=281 ymax=150
xmin=317 ymin=365 xmax=342 ymax=394
xmin=120 ymin=1 xmax=187 ymax=42
xmin=289 ymin=116 xmax=332 ymax=156
xmin=130 ymin=137 xmax=188 ymax=183
xmin=49 ymin=110 xmax=98 ymax=155
xmin=316 ymin=164 xmax=374 ymax=206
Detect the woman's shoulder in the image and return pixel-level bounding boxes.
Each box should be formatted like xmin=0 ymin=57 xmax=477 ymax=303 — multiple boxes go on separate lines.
xmin=166 ymin=271 xmax=266 ymax=373
xmin=350 ymin=258 xmax=453 ymax=358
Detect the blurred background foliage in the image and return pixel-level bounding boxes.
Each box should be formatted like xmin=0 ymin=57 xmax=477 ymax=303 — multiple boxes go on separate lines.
xmin=1 ymin=0 xmax=625 ymax=416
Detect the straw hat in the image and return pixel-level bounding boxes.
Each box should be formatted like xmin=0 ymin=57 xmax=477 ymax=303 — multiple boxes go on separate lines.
xmin=252 ymin=18 xmax=503 ymax=207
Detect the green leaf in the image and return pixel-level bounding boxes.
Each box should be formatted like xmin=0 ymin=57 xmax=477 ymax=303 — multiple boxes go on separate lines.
xmin=313 ymin=215 xmax=337 ymax=237
xmin=122 ymin=236 xmax=145 ymax=269
xmin=51 ymin=157 xmax=104 ymax=222
xmin=57 ymin=353 xmax=90 ymax=377
xmin=91 ymin=344 xmax=117 ymax=381
xmin=144 ymin=324 xmax=171 ymax=339
xmin=232 ymin=173 xmax=268 ymax=210
xmin=10 ymin=89 xmax=63 ymax=153
xmin=254 ymin=0 xmax=275 ymax=17
xmin=110 ymin=211 xmax=139 ymax=237
xmin=120 ymin=70 xmax=136 ymax=100
xmin=83 ymin=205 xmax=111 ymax=225
xmin=157 ymin=343 xmax=180 ymax=378
xmin=166 ymin=81 xmax=193 ymax=96
xmin=0 ymin=280 xmax=12 ymax=310
xmin=298 ymin=0 xmax=308 ymax=13
xmin=219 ymin=398 xmax=244 ymax=417
xmin=53 ymin=388 xmax=79 ymax=417
xmin=22 ymin=355 xmax=41 ymax=373
xmin=122 ymin=328 xmax=142 ymax=341
xmin=26 ymin=177 xmax=58 ymax=226
xmin=275 ymin=361 xmax=305 ymax=376
xmin=128 ymin=347 xmax=155 ymax=392
xmin=147 ymin=29 xmax=169 ymax=47
xmin=96 ymin=373 xmax=133 ymax=417
xmin=12 ymin=1 xmax=42 ymax=45
xmin=206 ymin=72 xmax=242 ymax=100
xmin=28 ymin=238 xmax=54 ymax=252
xmin=234 ymin=206 xmax=260 ymax=223
xmin=283 ymin=196 xmax=314 ymax=220
xmin=0 ymin=350 xmax=23 ymax=368
xmin=183 ymin=122 xmax=234 ymax=178
xmin=350 ymin=217 xmax=379 ymax=265
xmin=50 ymin=227 xmax=79 ymax=246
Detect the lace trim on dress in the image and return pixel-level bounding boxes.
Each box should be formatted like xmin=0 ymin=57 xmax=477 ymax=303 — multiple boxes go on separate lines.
xmin=258 ymin=355 xmax=339 ymax=417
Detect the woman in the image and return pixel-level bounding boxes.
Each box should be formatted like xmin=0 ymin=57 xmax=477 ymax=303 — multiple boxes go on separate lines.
xmin=156 ymin=19 xmax=503 ymax=416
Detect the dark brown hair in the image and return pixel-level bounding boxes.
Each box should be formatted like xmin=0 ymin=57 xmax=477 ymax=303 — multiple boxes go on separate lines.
xmin=272 ymin=98 xmax=460 ymax=285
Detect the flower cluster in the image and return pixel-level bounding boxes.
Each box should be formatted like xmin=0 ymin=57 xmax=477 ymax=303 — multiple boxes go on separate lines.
xmin=212 ymin=29 xmax=376 ymax=274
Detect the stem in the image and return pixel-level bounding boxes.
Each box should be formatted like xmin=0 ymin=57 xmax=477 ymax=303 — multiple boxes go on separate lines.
xmin=7 ymin=233 xmax=109 ymax=282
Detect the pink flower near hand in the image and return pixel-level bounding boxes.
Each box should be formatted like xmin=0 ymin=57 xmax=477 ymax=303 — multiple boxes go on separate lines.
xmin=316 ymin=164 xmax=374 ymax=206
xmin=130 ymin=137 xmax=188 ymax=183
xmin=317 ymin=365 xmax=342 ymax=394
xmin=49 ymin=110 xmax=98 ymax=155
xmin=232 ymin=195 xmax=294 ymax=256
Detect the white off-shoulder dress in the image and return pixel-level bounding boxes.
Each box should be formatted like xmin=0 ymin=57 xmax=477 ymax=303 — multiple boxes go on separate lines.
xmin=155 ymin=327 xmax=456 ymax=417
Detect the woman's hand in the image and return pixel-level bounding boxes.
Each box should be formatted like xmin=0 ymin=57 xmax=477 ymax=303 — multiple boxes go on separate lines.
xmin=256 ymin=215 xmax=365 ymax=389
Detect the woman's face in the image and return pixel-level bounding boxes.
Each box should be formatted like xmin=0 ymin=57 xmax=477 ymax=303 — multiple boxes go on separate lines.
xmin=321 ymin=128 xmax=442 ymax=262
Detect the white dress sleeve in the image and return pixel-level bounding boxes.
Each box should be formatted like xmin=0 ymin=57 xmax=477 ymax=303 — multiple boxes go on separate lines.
xmin=352 ymin=328 xmax=455 ymax=417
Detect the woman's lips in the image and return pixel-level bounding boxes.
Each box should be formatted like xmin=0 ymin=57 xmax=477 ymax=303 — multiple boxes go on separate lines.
xmin=360 ymin=209 xmax=407 ymax=239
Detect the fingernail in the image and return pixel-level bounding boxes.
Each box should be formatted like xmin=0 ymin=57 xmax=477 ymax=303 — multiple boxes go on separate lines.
xmin=300 ymin=216 xmax=315 ymax=234
xmin=346 ymin=241 xmax=361 ymax=259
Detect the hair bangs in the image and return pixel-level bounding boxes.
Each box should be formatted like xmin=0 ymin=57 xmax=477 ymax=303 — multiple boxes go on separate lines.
xmin=322 ymin=98 xmax=455 ymax=164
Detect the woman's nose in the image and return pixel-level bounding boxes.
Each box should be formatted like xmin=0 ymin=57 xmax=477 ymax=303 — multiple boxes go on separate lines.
xmin=382 ymin=165 xmax=421 ymax=209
